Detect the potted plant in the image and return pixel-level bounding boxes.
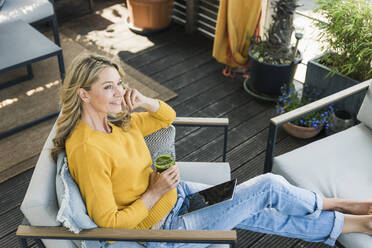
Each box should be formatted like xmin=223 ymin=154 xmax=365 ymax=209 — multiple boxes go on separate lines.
xmin=305 ymin=0 xmax=372 ymax=117
xmin=126 ymin=0 xmax=174 ymax=33
xmin=244 ymin=0 xmax=302 ymax=100
xmin=276 ymin=83 xmax=333 ymax=139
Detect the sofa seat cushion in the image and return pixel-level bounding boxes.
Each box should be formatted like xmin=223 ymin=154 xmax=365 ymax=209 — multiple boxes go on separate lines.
xmin=272 ymin=123 xmax=372 ymax=248
xmin=0 ymin=0 xmax=53 ymax=24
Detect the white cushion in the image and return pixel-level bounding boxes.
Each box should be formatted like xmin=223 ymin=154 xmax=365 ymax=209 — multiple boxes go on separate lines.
xmin=357 ymin=80 xmax=372 ymax=129
xmin=0 ymin=0 xmax=54 ymax=24
xmin=20 ymin=123 xmax=76 ymax=248
xmin=272 ymin=123 xmax=372 ymax=248
xmin=178 ymin=162 xmax=231 ymax=185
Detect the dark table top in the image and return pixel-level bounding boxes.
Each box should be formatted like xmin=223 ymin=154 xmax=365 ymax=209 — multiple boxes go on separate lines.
xmin=0 ymin=19 xmax=61 ymax=72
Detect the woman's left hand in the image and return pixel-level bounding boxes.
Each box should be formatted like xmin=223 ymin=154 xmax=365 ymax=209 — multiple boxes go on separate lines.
xmin=122 ymin=88 xmax=147 ymax=111
xmin=122 ymin=88 xmax=160 ymax=113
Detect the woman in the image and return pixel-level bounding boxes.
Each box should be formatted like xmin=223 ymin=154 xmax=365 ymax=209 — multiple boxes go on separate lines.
xmin=51 ymin=54 xmax=372 ymax=247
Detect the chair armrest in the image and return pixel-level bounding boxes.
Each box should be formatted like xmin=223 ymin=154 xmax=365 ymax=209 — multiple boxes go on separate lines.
xmin=16 ymin=225 xmax=237 ymax=245
xmin=264 ymin=79 xmax=371 ymax=173
xmin=271 ymin=80 xmax=371 ymax=126
xmin=174 ymin=117 xmax=229 ymax=126
xmin=174 ymin=117 xmax=229 ymax=162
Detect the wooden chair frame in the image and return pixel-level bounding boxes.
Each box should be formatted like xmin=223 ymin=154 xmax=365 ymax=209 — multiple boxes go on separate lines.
xmin=16 ymin=117 xmax=237 ymax=247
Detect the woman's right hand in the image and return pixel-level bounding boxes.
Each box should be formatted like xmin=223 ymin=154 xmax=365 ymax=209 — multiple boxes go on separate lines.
xmin=140 ymin=164 xmax=180 ymax=210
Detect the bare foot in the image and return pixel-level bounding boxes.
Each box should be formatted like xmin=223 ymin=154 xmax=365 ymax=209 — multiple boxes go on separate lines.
xmin=342 ymin=215 xmax=372 ymax=235
xmin=334 ymin=199 xmax=372 ymax=215
xmin=367 ymin=216 xmax=372 ymax=235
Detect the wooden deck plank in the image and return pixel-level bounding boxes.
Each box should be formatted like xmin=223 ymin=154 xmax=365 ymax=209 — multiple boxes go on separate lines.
xmin=119 ymin=26 xmax=187 ymax=62
xmin=139 ymin=44 xmax=210 ymax=77
xmin=0 ymin=4 xmax=349 ymax=247
xmin=162 ymin=60 xmax=223 ymax=91
xmin=172 ymin=79 xmax=242 ymax=117
xmin=167 ymin=74 xmax=223 ymax=108
xmin=151 ymin=50 xmax=214 ymax=84
xmin=232 ymin=135 xmax=311 ymax=183
xmin=175 ymin=95 xmax=266 ymax=160
xmin=0 ymin=207 xmax=24 ymax=239
xmin=0 ymin=166 xmax=34 ymax=215
xmin=174 ymin=88 xmax=253 ymax=141
xmin=124 ymin=36 xmax=205 ymax=70
xmin=251 ymin=234 xmax=297 ymax=248
xmin=180 ymin=108 xmax=280 ymax=163
xmin=0 ymin=228 xmax=39 ymax=248
xmin=292 ymin=240 xmax=335 ymax=248
xmin=236 ymin=229 xmax=264 ymax=247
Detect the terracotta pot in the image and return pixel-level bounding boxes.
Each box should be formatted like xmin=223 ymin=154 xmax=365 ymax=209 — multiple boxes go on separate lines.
xmin=282 ymin=122 xmax=323 ymax=139
xmin=127 ymin=0 xmax=174 ymax=31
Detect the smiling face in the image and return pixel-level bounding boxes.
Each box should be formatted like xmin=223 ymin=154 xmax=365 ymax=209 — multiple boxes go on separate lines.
xmin=81 ymin=66 xmax=126 ymax=116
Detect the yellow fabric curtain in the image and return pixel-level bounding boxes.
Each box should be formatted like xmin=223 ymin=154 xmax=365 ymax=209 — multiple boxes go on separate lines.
xmin=213 ymin=0 xmax=262 ymax=68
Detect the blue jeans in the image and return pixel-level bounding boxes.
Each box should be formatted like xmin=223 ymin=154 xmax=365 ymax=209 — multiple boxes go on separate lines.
xmin=104 ymin=173 xmax=344 ymax=248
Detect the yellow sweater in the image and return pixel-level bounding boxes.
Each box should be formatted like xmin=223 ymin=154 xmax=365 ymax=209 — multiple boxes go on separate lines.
xmin=66 ymin=100 xmax=177 ymax=229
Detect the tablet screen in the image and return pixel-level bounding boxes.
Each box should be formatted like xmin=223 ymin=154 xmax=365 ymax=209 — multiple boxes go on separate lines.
xmin=185 ymin=179 xmax=237 ymax=214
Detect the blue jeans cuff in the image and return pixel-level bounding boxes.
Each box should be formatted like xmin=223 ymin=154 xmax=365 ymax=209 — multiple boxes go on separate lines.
xmin=306 ymin=191 xmax=323 ymax=219
xmin=324 ymin=211 xmax=344 ymax=246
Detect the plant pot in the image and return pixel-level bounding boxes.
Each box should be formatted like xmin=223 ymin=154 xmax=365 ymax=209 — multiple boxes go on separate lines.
xmin=327 ymin=110 xmax=355 ymax=135
xmin=127 ymin=0 xmax=174 ymax=32
xmin=247 ymin=43 xmax=302 ymax=97
xmin=305 ymin=53 xmax=365 ymax=117
xmin=282 ymin=122 xmax=323 ymax=139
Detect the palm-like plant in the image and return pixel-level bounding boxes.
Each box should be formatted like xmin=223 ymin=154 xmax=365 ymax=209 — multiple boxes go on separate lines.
xmin=252 ymin=0 xmax=300 ymax=64
xmin=267 ymin=0 xmax=299 ymax=62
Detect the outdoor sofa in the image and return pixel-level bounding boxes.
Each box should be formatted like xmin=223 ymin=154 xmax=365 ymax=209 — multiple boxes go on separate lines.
xmin=266 ymin=79 xmax=372 ymax=248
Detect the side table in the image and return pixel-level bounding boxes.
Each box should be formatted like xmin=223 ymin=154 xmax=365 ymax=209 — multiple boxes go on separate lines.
xmin=0 ymin=19 xmax=65 ymax=139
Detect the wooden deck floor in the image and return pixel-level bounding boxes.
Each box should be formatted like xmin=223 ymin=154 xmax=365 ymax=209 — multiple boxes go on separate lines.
xmin=0 ymin=2 xmax=343 ymax=247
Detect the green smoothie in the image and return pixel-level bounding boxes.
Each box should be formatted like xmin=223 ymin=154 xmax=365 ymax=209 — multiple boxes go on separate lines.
xmin=154 ymin=154 xmax=175 ymax=173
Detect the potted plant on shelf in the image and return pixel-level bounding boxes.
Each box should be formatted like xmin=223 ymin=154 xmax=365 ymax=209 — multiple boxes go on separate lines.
xmin=244 ymin=0 xmax=302 ymax=101
xmin=305 ymin=0 xmax=372 ymax=117
xmin=276 ymin=83 xmax=333 ymax=139
xmin=126 ymin=0 xmax=174 ymax=33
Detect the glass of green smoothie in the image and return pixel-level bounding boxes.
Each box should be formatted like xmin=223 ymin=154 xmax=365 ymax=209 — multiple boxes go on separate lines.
xmin=154 ymin=154 xmax=175 ymax=173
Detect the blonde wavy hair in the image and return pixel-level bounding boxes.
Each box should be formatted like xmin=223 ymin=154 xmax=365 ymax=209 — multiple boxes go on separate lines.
xmin=51 ymin=53 xmax=131 ymax=162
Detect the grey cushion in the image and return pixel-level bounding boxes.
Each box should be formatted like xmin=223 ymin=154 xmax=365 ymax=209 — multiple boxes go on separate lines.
xmin=0 ymin=0 xmax=54 ymax=24
xmin=272 ymin=123 xmax=372 ymax=248
xmin=357 ymin=80 xmax=372 ymax=129
xmin=20 ymin=122 xmax=76 ymax=248
xmin=144 ymin=125 xmax=176 ymax=163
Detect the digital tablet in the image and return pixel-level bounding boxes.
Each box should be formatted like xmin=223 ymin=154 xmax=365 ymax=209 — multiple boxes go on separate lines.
xmin=183 ymin=179 xmax=237 ymax=215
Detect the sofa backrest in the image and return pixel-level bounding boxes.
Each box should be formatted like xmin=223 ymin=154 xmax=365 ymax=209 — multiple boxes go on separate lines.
xmin=357 ymin=80 xmax=372 ymax=129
